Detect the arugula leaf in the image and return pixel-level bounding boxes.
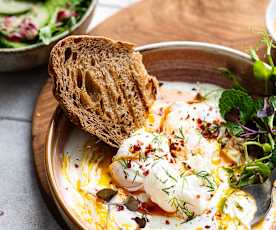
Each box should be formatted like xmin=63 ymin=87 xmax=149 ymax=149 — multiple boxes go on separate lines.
xmin=219 ymin=89 xmax=256 ymax=124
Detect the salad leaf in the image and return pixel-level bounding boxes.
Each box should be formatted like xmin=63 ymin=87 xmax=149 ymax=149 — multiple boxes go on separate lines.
xmin=218 ymin=32 xmax=276 ymax=189
xmin=39 ymin=26 xmax=52 ymax=45
xmin=271 ymin=148 xmax=276 ymax=165
xmin=218 ymin=67 xmax=246 ymax=92
xmin=224 ymin=122 xmax=244 ymax=136
xmin=226 ymin=161 xmax=272 ymax=188
xmin=256 ymin=97 xmax=274 ymax=118
xmin=219 ymin=89 xmax=256 ymax=124
xmin=269 ymin=96 xmax=276 ymax=110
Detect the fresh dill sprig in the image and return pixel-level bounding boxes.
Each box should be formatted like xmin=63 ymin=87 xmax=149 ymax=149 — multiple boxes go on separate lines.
xmin=175 ymin=127 xmax=185 ymax=141
xmin=161 ymin=185 xmax=175 ymax=195
xmin=196 ymin=171 xmax=216 ymax=192
xmin=169 ymin=197 xmax=194 ymax=220
xmin=132 ymin=170 xmax=139 ymax=184
xmin=118 ymin=159 xmax=130 ymax=169
xmin=153 ymin=173 xmax=169 ymax=184
xmin=162 ymin=167 xmax=177 ymax=182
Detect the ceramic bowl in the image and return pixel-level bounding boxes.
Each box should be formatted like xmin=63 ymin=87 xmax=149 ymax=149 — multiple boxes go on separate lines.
xmin=266 ymin=0 xmax=276 ymax=41
xmin=45 ymin=41 xmax=266 ymax=229
xmin=0 ymin=0 xmax=97 ymax=72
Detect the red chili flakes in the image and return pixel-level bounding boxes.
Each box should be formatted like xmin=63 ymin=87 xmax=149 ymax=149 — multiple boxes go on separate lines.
xmin=145 ymin=144 xmax=153 ymax=156
xmin=197 ymin=118 xmax=202 ymax=124
xmin=127 ymin=161 xmax=132 ymax=168
xmin=116 ymin=205 xmax=124 ymax=211
xmin=170 ymin=141 xmax=183 ymax=156
xmin=131 ymin=144 xmax=142 ymax=152
xmin=206 ymin=209 xmax=212 ymax=214
xmin=170 ymin=142 xmax=178 ymax=151
xmin=165 ymin=220 xmax=170 ymax=225
xmin=143 ymin=170 xmax=149 ymax=176
xmin=197 ymin=119 xmax=220 ymax=139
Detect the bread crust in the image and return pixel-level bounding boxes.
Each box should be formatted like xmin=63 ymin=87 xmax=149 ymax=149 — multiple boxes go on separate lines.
xmin=49 ymin=35 xmax=158 ymax=147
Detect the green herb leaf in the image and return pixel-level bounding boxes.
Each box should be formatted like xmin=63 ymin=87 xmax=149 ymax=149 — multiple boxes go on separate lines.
xmin=269 ymin=96 xmax=276 ymax=110
xmin=249 ymin=48 xmax=260 ymax=62
xmin=271 ymin=149 xmax=276 ymax=165
xmin=253 ymin=60 xmax=271 ymax=80
xmin=219 ymin=89 xmax=256 ymax=124
xmin=224 ymin=122 xmax=244 ymax=136
xmin=39 ymin=26 xmax=52 ymax=45
xmin=196 ymin=171 xmax=216 ymax=192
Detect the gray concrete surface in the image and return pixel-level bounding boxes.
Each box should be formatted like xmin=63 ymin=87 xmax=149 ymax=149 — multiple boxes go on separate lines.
xmin=0 ymin=1 xmax=134 ymax=229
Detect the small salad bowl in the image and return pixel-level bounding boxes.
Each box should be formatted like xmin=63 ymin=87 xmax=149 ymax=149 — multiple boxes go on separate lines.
xmin=0 ymin=0 xmax=97 ymax=72
xmin=266 ymin=0 xmax=276 ymax=41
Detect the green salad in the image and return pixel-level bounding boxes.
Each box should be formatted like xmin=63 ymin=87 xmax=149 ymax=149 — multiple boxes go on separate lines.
xmin=219 ymin=32 xmax=276 ymax=188
xmin=0 ymin=0 xmax=91 ymax=48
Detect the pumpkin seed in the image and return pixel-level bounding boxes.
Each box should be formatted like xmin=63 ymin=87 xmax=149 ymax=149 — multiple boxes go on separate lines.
xmin=133 ymin=217 xmax=147 ymax=228
xmin=125 ymin=195 xmax=139 ymax=211
xmin=96 ymin=188 xmax=117 ymax=202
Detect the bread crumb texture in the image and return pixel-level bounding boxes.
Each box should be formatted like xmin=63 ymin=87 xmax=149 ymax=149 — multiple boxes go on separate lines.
xmin=49 ymin=36 xmax=158 ymax=147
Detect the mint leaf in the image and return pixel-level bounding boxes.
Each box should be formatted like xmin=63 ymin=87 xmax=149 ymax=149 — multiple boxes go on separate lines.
xmin=219 ymin=89 xmax=256 ymax=124
xmin=224 ymin=122 xmax=244 ymax=136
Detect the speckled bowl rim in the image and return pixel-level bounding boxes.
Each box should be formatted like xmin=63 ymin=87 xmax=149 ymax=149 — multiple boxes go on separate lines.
xmin=0 ymin=0 xmax=97 ymax=53
xmin=45 ymin=41 xmax=253 ymax=229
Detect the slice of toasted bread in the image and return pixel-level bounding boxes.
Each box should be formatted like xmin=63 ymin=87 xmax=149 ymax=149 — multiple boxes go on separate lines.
xmin=49 ymin=36 xmax=158 ymax=147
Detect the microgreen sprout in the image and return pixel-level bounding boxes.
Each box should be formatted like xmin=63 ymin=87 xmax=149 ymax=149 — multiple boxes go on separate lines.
xmin=218 ymin=32 xmax=276 ymax=188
